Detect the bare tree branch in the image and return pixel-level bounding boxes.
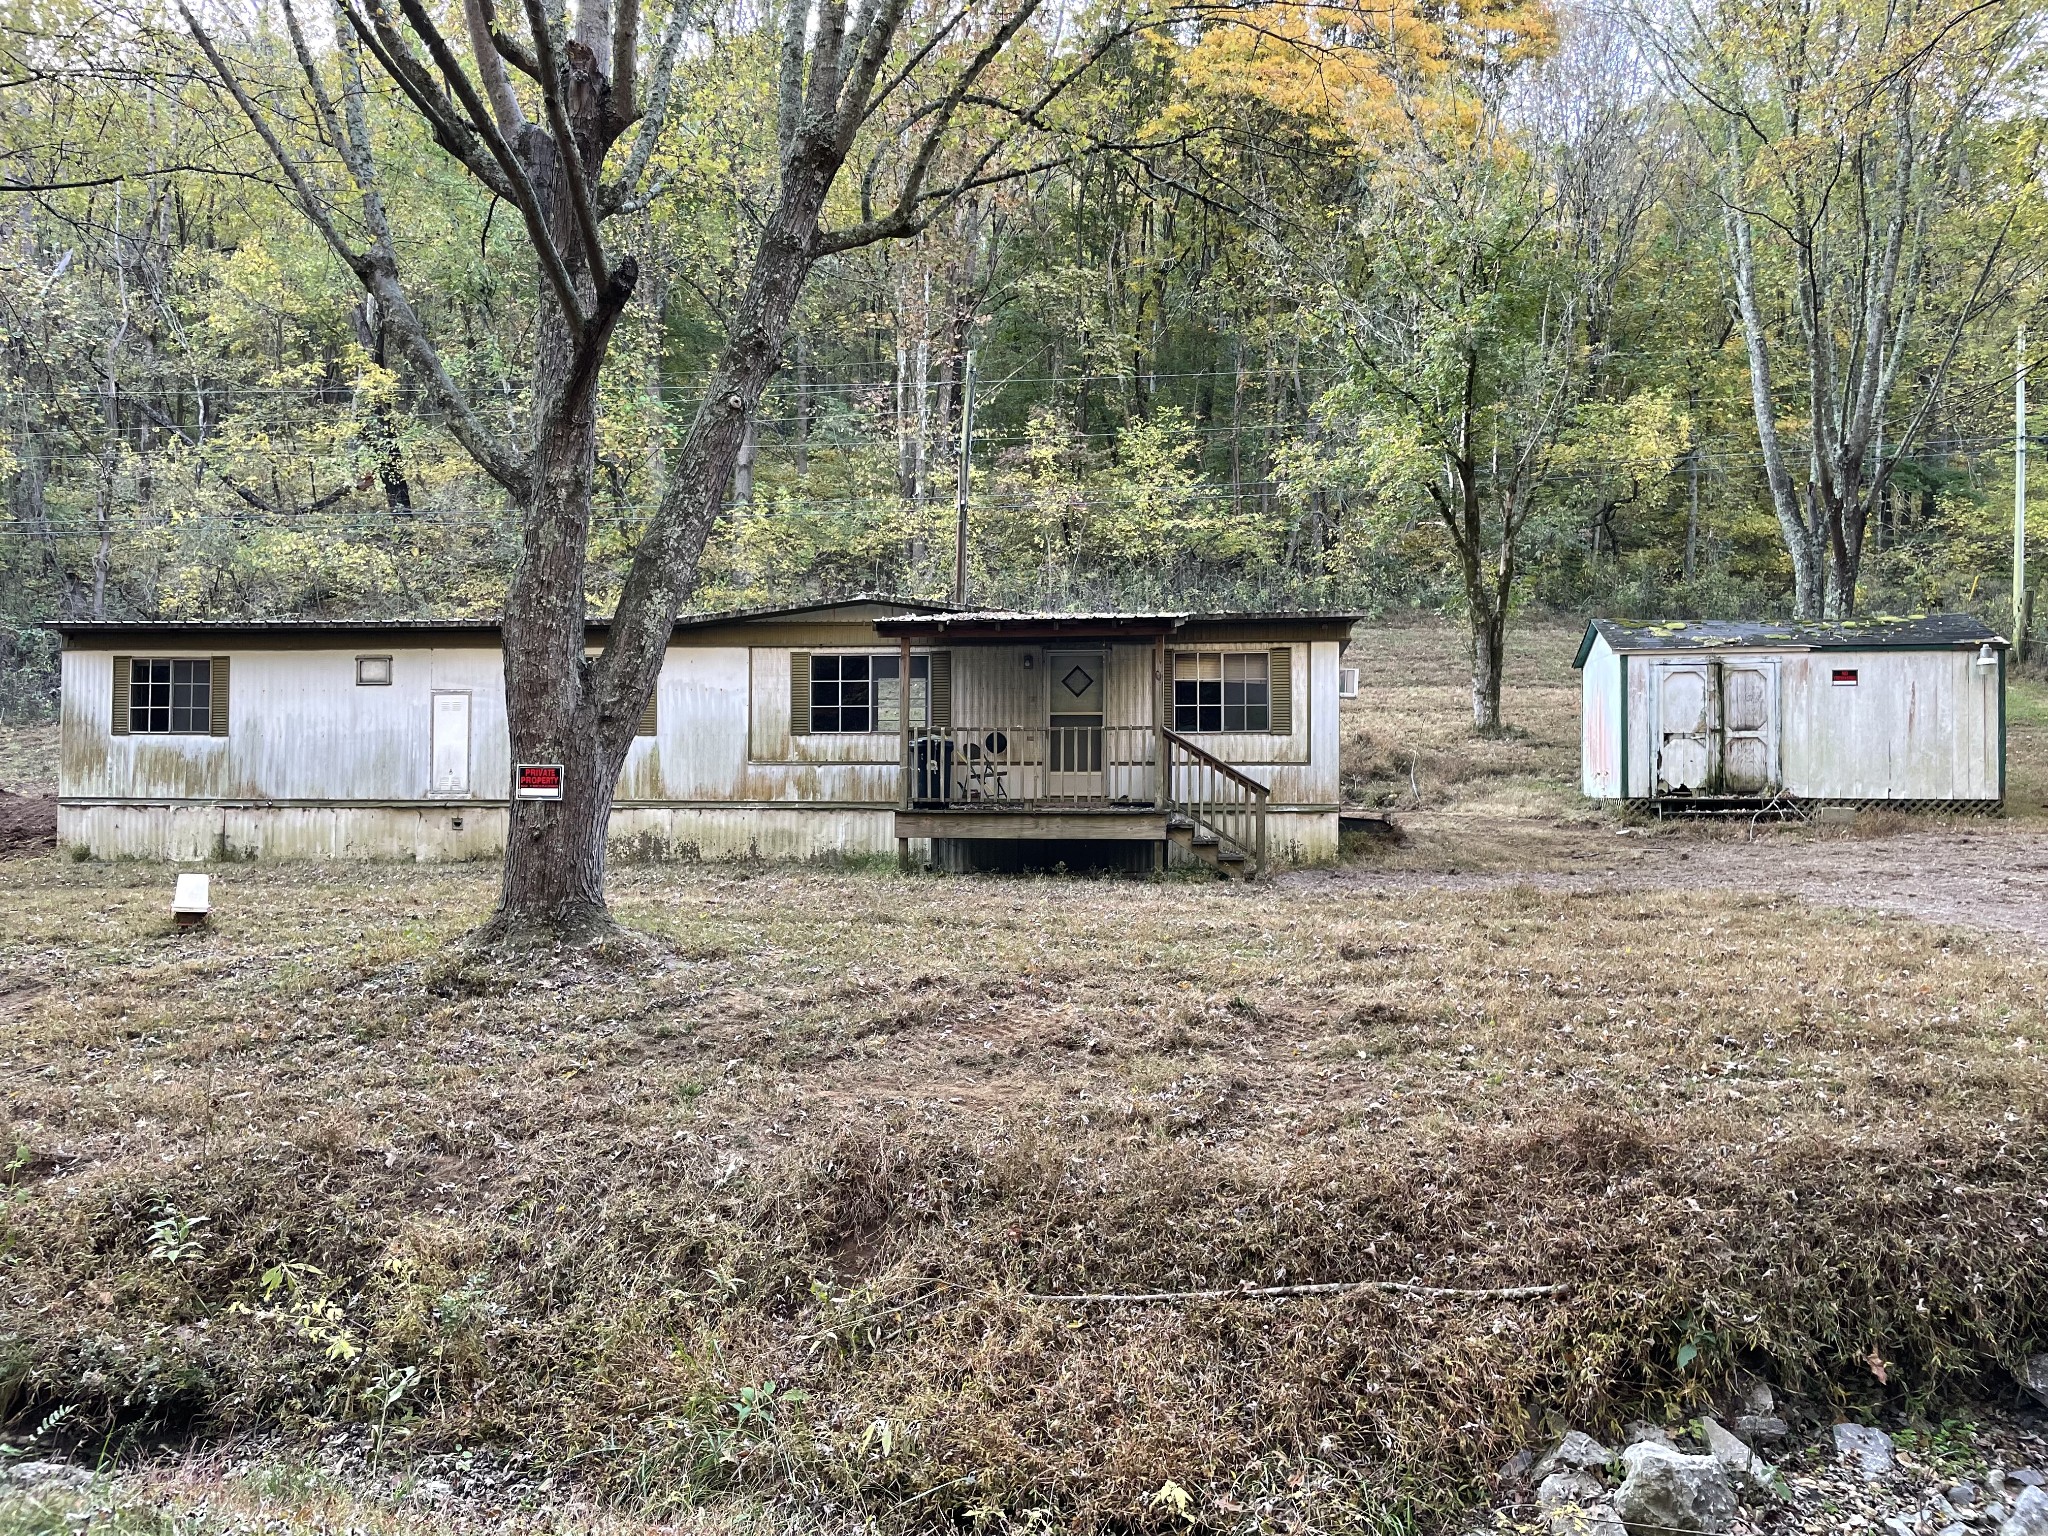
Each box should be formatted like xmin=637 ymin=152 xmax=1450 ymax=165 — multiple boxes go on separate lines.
xmin=519 ymin=0 xmax=609 ymax=282
xmin=463 ymin=0 xmax=526 ymax=133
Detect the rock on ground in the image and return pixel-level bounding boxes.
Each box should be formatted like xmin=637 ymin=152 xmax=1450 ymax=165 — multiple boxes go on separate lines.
xmin=1536 ymin=1432 xmax=1616 ymax=1481
xmin=1700 ymin=1416 xmax=1779 ymax=1500
xmin=1612 ymin=1441 xmax=1738 ymax=1536
xmin=2023 ymin=1354 xmax=2048 ymax=1413
xmin=1834 ymin=1423 xmax=1898 ymax=1479
xmin=2002 ymin=1487 xmax=2048 ymax=1536
xmin=1538 ymin=1470 xmax=1626 ymax=1536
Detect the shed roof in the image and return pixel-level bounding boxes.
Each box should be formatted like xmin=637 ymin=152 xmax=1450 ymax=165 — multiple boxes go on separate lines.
xmin=1573 ymin=613 xmax=2007 ymax=669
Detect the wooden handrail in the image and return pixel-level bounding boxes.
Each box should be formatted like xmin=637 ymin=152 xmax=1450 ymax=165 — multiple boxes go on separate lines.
xmin=1162 ymin=729 xmax=1270 ymax=878
xmin=1162 ymin=730 xmax=1269 ymax=796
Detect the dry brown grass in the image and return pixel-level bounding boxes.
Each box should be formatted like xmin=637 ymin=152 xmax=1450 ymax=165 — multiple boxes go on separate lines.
xmin=2 ymin=852 xmax=2045 ymax=1531
xmin=0 ymin=722 xmax=56 ymax=795
xmin=5 ymin=621 xmax=2048 ymax=1531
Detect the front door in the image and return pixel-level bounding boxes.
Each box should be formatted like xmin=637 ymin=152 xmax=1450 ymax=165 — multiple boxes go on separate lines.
xmin=1046 ymin=650 xmax=1105 ymax=801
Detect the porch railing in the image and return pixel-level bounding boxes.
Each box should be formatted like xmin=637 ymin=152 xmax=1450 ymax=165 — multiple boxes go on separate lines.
xmin=1164 ymin=728 xmax=1270 ymax=877
xmin=903 ymin=725 xmax=1158 ymax=808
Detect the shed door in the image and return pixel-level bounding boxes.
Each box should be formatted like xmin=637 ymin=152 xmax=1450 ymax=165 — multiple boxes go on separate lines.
xmin=431 ymin=690 xmax=472 ymax=796
xmin=1717 ymin=659 xmax=1778 ymax=793
xmin=1655 ymin=663 xmax=1712 ymax=793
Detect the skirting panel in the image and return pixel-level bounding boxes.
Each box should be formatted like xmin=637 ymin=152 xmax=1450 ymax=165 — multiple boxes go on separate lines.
xmin=58 ymin=803 xmax=1339 ymax=864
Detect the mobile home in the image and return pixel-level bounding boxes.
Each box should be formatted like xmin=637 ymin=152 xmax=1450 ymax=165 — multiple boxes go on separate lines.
xmin=56 ymin=598 xmax=1358 ymax=872
xmin=1574 ymin=614 xmax=2007 ymax=810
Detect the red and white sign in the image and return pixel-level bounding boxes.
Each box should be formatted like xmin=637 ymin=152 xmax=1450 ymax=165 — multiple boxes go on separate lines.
xmin=515 ymin=763 xmax=564 ymax=800
xmin=1831 ymin=668 xmax=1859 ymax=686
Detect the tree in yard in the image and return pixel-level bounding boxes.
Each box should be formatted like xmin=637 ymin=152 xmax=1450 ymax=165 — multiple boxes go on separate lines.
xmin=177 ymin=0 xmax=1103 ymax=941
xmin=1289 ymin=10 xmax=1669 ymax=732
xmin=1649 ymin=0 xmax=2046 ymax=618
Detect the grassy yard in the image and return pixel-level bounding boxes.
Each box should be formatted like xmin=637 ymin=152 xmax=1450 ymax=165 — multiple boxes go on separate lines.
xmin=2 ymin=625 xmax=2047 ymax=1533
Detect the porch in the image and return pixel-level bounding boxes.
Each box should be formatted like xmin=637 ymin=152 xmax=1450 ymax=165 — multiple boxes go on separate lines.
xmin=874 ymin=612 xmax=1272 ymax=877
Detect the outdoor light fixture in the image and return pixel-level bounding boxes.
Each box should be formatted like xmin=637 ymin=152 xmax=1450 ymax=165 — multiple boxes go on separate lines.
xmin=1977 ymin=642 xmax=2000 ymax=668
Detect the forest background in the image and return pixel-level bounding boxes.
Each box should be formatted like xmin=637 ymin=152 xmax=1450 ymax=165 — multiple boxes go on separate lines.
xmin=0 ymin=0 xmax=2042 ymax=727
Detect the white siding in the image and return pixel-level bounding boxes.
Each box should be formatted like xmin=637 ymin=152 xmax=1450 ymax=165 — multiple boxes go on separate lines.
xmin=61 ymin=626 xmax=1349 ymax=858
xmin=1776 ymin=649 xmax=2000 ymax=800
xmin=1578 ymin=634 xmax=1623 ymax=798
xmin=1606 ymin=643 xmax=2002 ymax=803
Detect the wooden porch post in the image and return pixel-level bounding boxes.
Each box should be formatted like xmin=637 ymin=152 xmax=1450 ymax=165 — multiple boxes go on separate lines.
xmin=1154 ymin=632 xmax=1168 ymax=872
xmin=898 ymin=634 xmax=913 ymax=871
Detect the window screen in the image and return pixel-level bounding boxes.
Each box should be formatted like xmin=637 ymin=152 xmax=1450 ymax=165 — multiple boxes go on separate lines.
xmin=129 ymin=658 xmax=212 ymax=734
xmin=1173 ymin=651 xmax=1268 ymax=732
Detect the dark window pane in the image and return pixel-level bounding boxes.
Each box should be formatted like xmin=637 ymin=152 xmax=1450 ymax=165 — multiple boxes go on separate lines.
xmin=1199 ymin=704 xmax=1221 ymax=732
xmin=813 ymin=655 xmax=841 ymax=681
xmin=1245 ymin=703 xmax=1269 ymax=731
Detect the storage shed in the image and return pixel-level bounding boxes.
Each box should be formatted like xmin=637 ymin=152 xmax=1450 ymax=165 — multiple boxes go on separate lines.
xmin=1574 ymin=614 xmax=2007 ymax=810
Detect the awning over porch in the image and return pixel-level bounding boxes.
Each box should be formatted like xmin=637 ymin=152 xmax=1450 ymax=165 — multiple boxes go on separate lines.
xmin=875 ymin=610 xmax=1184 ymax=642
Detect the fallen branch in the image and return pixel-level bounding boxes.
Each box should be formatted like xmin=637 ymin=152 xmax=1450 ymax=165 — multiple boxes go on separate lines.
xmin=1022 ymin=1279 xmax=1568 ymax=1304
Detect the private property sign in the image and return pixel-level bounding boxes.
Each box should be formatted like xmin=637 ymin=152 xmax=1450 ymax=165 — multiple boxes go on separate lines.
xmin=515 ymin=763 xmax=564 ymax=800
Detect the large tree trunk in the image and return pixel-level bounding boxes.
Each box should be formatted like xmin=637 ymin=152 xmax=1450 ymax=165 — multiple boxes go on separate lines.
xmin=485 ymin=144 xmax=835 ymax=941
xmin=485 ymin=127 xmax=620 ymax=943
xmin=1469 ymin=599 xmax=1505 ymax=734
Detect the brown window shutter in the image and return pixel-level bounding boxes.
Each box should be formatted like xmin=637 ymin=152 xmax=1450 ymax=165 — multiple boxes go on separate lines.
xmin=111 ymin=656 xmax=131 ymax=736
xmin=1162 ymin=649 xmax=1177 ymax=726
xmin=789 ymin=651 xmax=811 ymax=735
xmin=209 ymin=656 xmax=231 ymax=736
xmin=636 ymin=683 xmax=658 ymax=737
xmin=928 ymin=650 xmax=951 ymax=730
xmin=1267 ymin=646 xmax=1292 ymax=734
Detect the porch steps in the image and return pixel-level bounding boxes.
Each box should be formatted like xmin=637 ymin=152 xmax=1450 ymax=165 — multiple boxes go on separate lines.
xmin=1166 ymin=816 xmax=1255 ymax=880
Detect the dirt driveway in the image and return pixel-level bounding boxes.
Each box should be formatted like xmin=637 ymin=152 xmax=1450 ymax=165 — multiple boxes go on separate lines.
xmin=1306 ymin=820 xmax=2048 ymax=951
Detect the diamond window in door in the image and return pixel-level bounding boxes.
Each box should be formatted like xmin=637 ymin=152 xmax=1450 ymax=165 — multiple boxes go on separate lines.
xmin=1062 ymin=663 xmax=1096 ymax=698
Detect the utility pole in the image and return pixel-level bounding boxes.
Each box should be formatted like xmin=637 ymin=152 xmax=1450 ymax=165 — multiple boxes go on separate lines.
xmin=953 ymin=348 xmax=976 ymax=607
xmin=2019 ymin=326 xmax=2030 ymax=659
xmin=1684 ymin=446 xmax=1699 ymax=582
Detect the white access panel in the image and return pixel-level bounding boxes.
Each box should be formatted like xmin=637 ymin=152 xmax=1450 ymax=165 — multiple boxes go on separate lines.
xmin=430 ymin=690 xmax=472 ymax=796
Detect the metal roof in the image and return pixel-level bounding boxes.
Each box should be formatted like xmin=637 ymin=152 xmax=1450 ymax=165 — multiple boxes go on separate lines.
xmin=875 ymin=608 xmax=1365 ymax=639
xmin=52 ymin=597 xmax=1362 ymax=645
xmin=49 ymin=594 xmax=954 ymax=640
xmin=1574 ymin=613 xmax=2008 ymax=668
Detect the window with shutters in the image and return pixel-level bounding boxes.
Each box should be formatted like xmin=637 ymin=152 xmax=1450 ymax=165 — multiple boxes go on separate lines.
xmin=809 ymin=653 xmax=929 ymax=733
xmin=127 ymin=658 xmax=213 ymax=734
xmin=1172 ymin=651 xmax=1268 ymax=732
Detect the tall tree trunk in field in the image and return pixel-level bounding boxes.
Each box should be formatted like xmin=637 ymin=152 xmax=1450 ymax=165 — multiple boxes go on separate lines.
xmin=189 ymin=0 xmax=1063 ymax=944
